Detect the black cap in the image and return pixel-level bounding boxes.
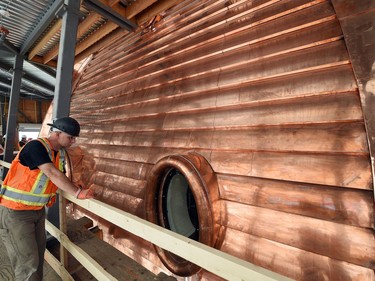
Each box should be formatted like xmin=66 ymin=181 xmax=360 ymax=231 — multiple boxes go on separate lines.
xmin=47 ymin=117 xmax=80 ymax=137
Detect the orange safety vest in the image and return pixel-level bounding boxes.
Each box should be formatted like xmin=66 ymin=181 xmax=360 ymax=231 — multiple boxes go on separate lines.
xmin=0 ymin=138 xmax=66 ymax=210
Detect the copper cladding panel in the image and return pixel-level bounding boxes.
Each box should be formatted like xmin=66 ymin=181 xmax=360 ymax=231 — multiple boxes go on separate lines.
xmin=68 ymin=0 xmax=375 ymax=280
xmin=331 ymin=0 xmax=375 ymax=199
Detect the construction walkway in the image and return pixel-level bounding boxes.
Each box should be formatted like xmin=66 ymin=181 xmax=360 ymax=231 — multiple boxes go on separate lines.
xmin=0 ymin=217 xmax=176 ymax=281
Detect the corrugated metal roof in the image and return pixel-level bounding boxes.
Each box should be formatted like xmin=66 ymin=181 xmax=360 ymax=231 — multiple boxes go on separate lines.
xmin=0 ymin=0 xmax=184 ymax=100
xmin=0 ymin=0 xmax=55 ymax=49
xmin=0 ymin=0 xmax=106 ymax=99
xmin=0 ymin=0 xmax=58 ymax=99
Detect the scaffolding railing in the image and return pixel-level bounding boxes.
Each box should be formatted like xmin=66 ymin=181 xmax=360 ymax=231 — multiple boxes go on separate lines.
xmin=0 ymin=160 xmax=292 ymax=281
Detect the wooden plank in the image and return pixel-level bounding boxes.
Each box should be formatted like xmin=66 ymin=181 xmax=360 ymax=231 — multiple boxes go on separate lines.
xmin=81 ymin=217 xmax=165 ymax=275
xmin=45 ymin=221 xmax=118 ymax=281
xmin=28 ymin=19 xmax=62 ymax=60
xmin=123 ymin=0 xmax=158 ymax=19
xmin=77 ymin=13 xmax=103 ymax=39
xmin=44 ymin=250 xmax=73 ymax=281
xmin=218 ymin=173 xmax=374 ymax=228
xmin=221 ymin=228 xmax=375 ymax=281
xmin=63 ymin=193 xmax=293 ymax=281
xmin=44 ymin=20 xmax=117 ymax=63
xmin=59 ymin=194 xmax=69 ymax=268
xmin=0 ymin=160 xmax=11 ymax=168
xmin=136 ymin=0 xmax=186 ymax=25
xmin=199 ymin=270 xmax=224 ymax=281
xmin=221 ymin=200 xmax=375 ymax=267
xmin=63 ymin=217 xmax=172 ymax=281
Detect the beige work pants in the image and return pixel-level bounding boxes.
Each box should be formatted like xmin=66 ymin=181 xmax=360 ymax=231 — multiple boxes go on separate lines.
xmin=0 ymin=205 xmax=46 ymax=281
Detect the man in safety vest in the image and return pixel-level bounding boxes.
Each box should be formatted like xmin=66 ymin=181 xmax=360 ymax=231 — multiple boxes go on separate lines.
xmin=0 ymin=116 xmax=94 ymax=281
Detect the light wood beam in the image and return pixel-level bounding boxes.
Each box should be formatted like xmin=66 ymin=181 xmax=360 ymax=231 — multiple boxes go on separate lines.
xmin=122 ymin=0 xmax=158 ymax=19
xmin=43 ymin=0 xmax=141 ymax=64
xmin=136 ymin=0 xmax=184 ymax=25
xmin=108 ymin=0 xmax=121 ymax=6
xmin=45 ymin=220 xmax=117 ymax=281
xmin=74 ymin=27 xmax=127 ymax=63
xmin=74 ymin=0 xmax=184 ymax=63
xmin=74 ymin=21 xmax=118 ymax=56
xmin=30 ymin=56 xmax=57 ymax=68
xmin=28 ymin=19 xmax=62 ymax=60
xmin=44 ymin=250 xmax=74 ymax=281
xmin=43 ymin=12 xmax=104 ymax=63
xmin=77 ymin=12 xmax=103 ymax=38
xmin=62 ymin=192 xmax=292 ymax=281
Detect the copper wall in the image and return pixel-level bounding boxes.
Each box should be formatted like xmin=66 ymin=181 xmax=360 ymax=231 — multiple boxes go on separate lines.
xmin=70 ymin=0 xmax=375 ymax=280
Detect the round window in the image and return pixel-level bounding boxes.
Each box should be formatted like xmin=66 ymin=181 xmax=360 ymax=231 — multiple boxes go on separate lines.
xmin=145 ymin=152 xmax=220 ymax=276
xmin=161 ymin=169 xmax=199 ymax=241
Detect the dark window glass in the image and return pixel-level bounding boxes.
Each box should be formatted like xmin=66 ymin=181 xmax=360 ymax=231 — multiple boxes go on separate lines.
xmin=161 ymin=169 xmax=199 ymax=241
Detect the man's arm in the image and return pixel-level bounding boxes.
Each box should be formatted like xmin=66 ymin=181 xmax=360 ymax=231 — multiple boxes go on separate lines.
xmin=38 ymin=162 xmax=93 ymax=199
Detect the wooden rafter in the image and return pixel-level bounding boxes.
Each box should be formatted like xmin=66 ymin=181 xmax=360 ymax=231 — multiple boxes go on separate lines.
xmin=28 ymin=19 xmax=62 ymax=60
xmin=136 ymin=0 xmax=184 ymax=25
xmin=43 ymin=12 xmax=104 ymax=63
xmin=74 ymin=0 xmax=185 ymax=63
xmin=33 ymin=0 xmax=185 ymax=66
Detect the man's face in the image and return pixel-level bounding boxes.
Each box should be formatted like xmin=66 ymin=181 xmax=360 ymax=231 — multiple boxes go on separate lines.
xmin=57 ymin=131 xmax=76 ymax=148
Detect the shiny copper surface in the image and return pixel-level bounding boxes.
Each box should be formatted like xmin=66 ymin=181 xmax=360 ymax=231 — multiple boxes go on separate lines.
xmin=331 ymin=0 xmax=375 ymax=201
xmin=63 ymin=0 xmax=375 ymax=279
xmin=218 ymin=173 xmax=374 ymax=228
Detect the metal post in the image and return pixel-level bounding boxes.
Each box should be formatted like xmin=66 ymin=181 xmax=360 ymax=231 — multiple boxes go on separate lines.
xmin=47 ymin=0 xmax=81 ymax=267
xmin=52 ymin=0 xmax=81 ymax=119
xmin=48 ymin=0 xmax=80 ymax=226
xmin=3 ymin=54 xmax=23 ymax=172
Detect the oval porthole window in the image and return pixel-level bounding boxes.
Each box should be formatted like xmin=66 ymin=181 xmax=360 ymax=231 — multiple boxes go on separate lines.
xmin=161 ymin=168 xmax=199 ymax=241
xmin=145 ymin=152 xmax=220 ymax=276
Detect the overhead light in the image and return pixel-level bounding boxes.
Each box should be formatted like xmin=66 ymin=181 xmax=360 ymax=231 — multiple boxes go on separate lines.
xmin=0 ymin=10 xmax=10 ymax=17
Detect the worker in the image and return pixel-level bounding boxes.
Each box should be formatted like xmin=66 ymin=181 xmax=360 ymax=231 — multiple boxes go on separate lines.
xmin=0 ymin=116 xmax=94 ymax=281
xmin=19 ymin=134 xmax=27 ymax=148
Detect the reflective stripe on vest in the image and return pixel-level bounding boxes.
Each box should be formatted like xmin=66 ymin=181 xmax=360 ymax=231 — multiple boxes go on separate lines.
xmin=0 ymin=186 xmax=50 ymax=206
xmin=0 ymin=138 xmax=66 ymax=206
